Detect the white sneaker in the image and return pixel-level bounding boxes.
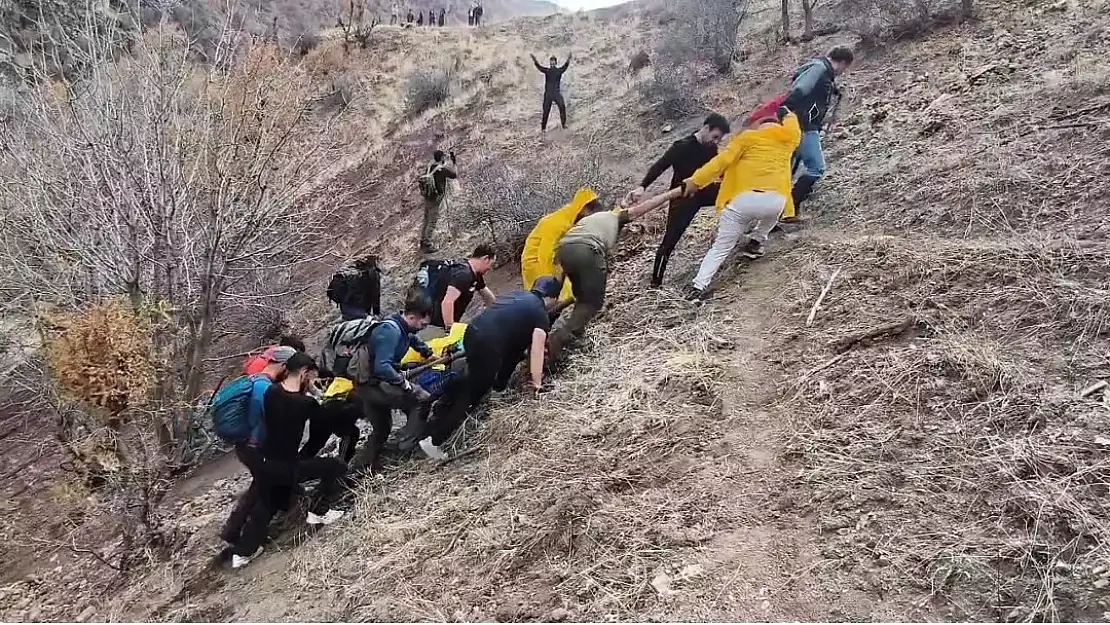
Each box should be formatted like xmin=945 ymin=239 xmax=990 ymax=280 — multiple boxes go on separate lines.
xmin=419 ymin=436 xmax=448 ymax=461
xmin=306 ymin=509 xmax=346 ymax=526
xmin=231 ymin=546 xmax=263 ymax=569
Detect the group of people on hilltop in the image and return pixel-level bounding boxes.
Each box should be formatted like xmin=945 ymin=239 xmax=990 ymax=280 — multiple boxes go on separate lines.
xmin=388 ymin=1 xmax=482 ymax=26
xmin=210 ymin=45 xmax=854 ymax=571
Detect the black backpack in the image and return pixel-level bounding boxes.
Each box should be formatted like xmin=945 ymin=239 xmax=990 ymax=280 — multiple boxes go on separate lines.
xmin=413 ymin=259 xmax=464 ymax=301
xmin=327 ymin=257 xmax=381 ymax=313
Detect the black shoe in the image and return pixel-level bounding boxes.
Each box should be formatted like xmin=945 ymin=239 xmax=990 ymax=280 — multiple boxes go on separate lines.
xmin=791 ymin=175 xmax=819 ymax=210
xmin=741 ymin=239 xmax=765 ymax=258
xmin=685 ymin=285 xmax=706 ymax=304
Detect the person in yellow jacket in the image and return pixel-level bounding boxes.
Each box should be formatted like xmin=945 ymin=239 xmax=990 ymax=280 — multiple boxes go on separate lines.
xmin=521 ymin=187 xmax=599 ymax=303
xmin=682 ymin=107 xmax=802 ymax=301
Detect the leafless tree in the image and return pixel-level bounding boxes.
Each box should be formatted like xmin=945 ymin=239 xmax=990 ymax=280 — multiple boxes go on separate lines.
xmin=0 ymin=7 xmax=350 ymax=568
xmin=337 ymin=0 xmax=378 ymax=50
xmin=0 ymin=18 xmax=346 ymax=436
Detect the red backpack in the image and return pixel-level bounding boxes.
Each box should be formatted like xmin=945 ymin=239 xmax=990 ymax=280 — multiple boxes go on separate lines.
xmin=747 ymin=92 xmax=788 ymax=126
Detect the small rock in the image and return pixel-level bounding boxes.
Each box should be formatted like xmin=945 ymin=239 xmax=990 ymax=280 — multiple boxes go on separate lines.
xmin=28 ymin=607 xmax=41 ymax=621
xmin=76 ymin=606 xmax=96 ymax=622
xmin=651 ymin=572 xmax=676 ymax=596
xmin=550 ymin=607 xmax=569 ymax=621
xmin=1094 ymin=579 xmax=1109 ymax=590
xmin=679 ymin=564 xmax=704 ymax=579
xmin=661 ymin=124 xmax=674 ymax=133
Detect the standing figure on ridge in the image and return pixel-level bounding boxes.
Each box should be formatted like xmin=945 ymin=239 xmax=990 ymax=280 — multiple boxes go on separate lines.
xmin=530 ymin=53 xmax=571 ymax=132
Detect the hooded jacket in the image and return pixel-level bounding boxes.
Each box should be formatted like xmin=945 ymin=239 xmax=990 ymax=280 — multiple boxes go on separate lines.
xmin=521 ymin=187 xmax=597 ymax=302
xmin=782 ymin=57 xmax=838 ymax=132
xmin=688 ymin=112 xmax=803 ymax=218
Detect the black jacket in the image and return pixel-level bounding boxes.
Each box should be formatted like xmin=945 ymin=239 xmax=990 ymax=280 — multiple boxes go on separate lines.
xmin=640 ymin=134 xmax=719 ymax=190
xmin=782 ymin=57 xmax=839 ymax=132
xmin=534 ymin=58 xmax=570 ymax=95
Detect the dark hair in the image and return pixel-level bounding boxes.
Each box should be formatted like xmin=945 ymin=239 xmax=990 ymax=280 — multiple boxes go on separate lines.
xmin=828 ymin=46 xmax=854 ymax=65
xmin=403 ymin=290 xmax=434 ymax=317
xmin=703 ymin=112 xmax=731 ymax=133
xmin=432 ymin=149 xmax=445 ymax=161
xmin=549 ymin=55 xmax=557 ymax=62
xmin=279 ymin=334 xmax=306 ymax=352
xmin=470 ymin=243 xmax=497 ymax=259
xmin=285 ymin=351 xmax=317 ymax=372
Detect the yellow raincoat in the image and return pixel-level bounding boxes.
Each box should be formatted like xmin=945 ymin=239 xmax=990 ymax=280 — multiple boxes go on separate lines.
xmin=689 ymin=113 xmax=802 ymax=219
xmin=521 ymin=187 xmax=597 ymax=302
xmin=322 ymin=323 xmax=468 ymax=400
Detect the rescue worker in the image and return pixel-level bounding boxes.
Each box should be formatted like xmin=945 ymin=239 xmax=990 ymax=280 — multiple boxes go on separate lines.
xmin=546 ymin=190 xmax=680 ymax=360
xmin=625 ymin=113 xmax=731 ymax=288
xmin=221 ymin=353 xmax=347 ymax=569
xmin=219 ymin=346 xmax=294 ymax=549
xmin=419 ymin=276 xmax=563 ymax=460
xmin=682 ymin=107 xmax=801 ymax=301
xmin=421 ymin=244 xmax=497 ymax=335
xmin=419 ymin=149 xmax=458 ymax=253
xmin=348 ymin=292 xmax=435 ymax=476
xmin=242 ymin=335 xmax=306 ymax=376
xmin=530 ymin=53 xmax=571 ymax=132
xmin=521 ymin=188 xmax=597 ymax=305
xmin=781 ymin=45 xmax=853 ymax=220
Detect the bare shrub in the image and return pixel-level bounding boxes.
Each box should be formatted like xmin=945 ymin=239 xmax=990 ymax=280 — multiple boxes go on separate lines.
xmin=0 ymin=15 xmax=347 ymax=564
xmin=464 ymin=149 xmax=625 ymax=260
xmin=404 ymin=60 xmax=456 ymax=117
xmin=656 ymin=0 xmax=748 ymax=74
xmin=336 ymin=0 xmax=377 ymax=50
xmin=838 ymin=0 xmax=963 ymax=46
xmin=628 ymin=49 xmax=650 ymax=74
xmin=637 ymin=59 xmax=711 ymax=121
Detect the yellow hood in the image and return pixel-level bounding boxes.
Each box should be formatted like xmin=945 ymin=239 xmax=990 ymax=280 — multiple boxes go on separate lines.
xmin=521 ymin=188 xmax=597 ymax=301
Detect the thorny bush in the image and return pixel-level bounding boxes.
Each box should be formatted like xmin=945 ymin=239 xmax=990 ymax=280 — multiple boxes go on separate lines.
xmin=404 ymin=59 xmax=457 ymax=117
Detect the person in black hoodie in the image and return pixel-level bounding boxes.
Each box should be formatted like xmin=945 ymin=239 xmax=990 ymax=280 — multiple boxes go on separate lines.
xmin=781 ymin=45 xmax=853 ymax=220
xmin=625 ymin=113 xmax=730 ymax=288
xmin=221 ymin=353 xmax=347 ymax=569
xmin=530 ymin=53 xmax=571 ymax=132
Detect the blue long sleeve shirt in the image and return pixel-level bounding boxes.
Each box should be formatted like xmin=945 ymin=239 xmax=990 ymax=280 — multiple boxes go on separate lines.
xmin=369 ymin=314 xmax=433 ymax=385
xmin=246 ymin=375 xmax=273 ymax=447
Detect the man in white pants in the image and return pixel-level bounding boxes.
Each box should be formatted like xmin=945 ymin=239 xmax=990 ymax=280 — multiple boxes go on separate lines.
xmin=681 ymin=107 xmax=803 ymax=302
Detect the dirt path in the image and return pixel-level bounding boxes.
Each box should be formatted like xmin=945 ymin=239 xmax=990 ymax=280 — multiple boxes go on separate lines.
xmin=634 ymin=236 xmax=896 ymax=621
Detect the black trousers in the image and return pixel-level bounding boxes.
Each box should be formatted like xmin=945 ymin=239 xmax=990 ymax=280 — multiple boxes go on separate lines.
xmin=299 ymin=399 xmax=361 ymax=464
xmin=541 ymin=92 xmax=566 ymax=130
xmin=225 ymin=447 xmax=347 ymax=556
xmin=351 ymin=381 xmax=423 ymax=472
xmin=426 ymin=327 xmax=518 ymax=445
xmin=651 ymin=184 xmax=719 ymax=286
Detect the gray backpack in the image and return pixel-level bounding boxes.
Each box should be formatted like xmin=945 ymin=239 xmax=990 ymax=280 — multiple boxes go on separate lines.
xmin=320 ymin=317 xmax=399 ymax=384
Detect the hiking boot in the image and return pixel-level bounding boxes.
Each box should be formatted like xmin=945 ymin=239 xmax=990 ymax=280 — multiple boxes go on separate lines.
xmin=306 ymin=509 xmax=346 ymax=527
xmin=419 ymin=436 xmax=448 ymax=461
xmin=791 ymin=175 xmax=819 ymax=211
xmin=685 ymin=285 xmax=706 ymax=304
xmin=741 ymin=239 xmax=765 ymax=259
xmin=231 ymin=546 xmax=263 ymax=570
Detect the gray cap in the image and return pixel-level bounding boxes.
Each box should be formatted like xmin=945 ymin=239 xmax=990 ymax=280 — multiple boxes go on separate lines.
xmin=267 ymin=346 xmax=297 ymax=364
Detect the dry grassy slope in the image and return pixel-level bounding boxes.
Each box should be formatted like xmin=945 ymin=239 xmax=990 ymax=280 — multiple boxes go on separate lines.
xmin=3 ymin=0 xmax=1110 ymax=620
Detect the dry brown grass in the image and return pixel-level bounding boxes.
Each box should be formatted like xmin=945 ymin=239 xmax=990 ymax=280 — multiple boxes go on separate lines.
xmin=771 ymin=233 xmax=1110 ymax=621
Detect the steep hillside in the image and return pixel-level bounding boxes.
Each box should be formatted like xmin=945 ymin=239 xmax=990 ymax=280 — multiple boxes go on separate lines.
xmin=1 ymin=0 xmax=1109 ymax=620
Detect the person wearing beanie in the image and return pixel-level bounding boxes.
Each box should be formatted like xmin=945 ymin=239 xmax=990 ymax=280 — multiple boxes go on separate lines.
xmin=417 ymin=276 xmax=562 ymax=460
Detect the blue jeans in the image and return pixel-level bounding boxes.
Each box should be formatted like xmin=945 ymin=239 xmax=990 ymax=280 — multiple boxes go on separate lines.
xmin=791 ymin=130 xmax=826 ymax=180
xmin=340 ymin=304 xmax=368 ymax=320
